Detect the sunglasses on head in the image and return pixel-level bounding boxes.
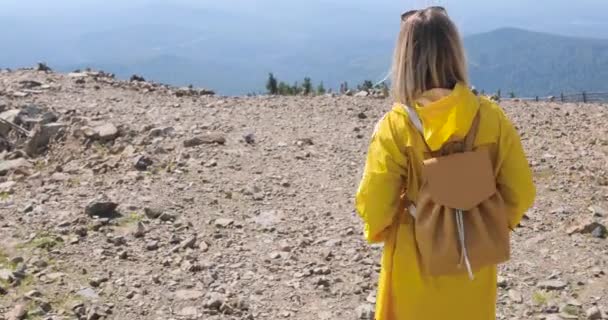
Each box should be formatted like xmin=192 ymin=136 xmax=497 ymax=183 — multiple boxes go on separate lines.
xmin=401 ymin=6 xmax=447 ymax=21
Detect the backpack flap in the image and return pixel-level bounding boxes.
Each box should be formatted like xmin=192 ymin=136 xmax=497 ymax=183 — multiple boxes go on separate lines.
xmin=422 ymin=148 xmax=496 ymax=210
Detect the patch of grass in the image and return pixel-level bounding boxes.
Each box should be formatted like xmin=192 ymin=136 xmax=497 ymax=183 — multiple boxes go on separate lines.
xmin=93 ymin=142 xmax=109 ymax=157
xmin=562 ymin=305 xmax=579 ymax=316
xmin=534 ymin=168 xmax=555 ymax=180
xmin=162 ymin=159 xmax=176 ymax=173
xmin=0 ymin=250 xmax=18 ymax=270
xmin=0 ymin=192 xmax=11 ymax=201
xmin=17 ymin=232 xmax=64 ymax=251
xmin=66 ymin=177 xmax=81 ymax=188
xmin=118 ymin=212 xmax=143 ymax=226
xmin=532 ymin=290 xmax=551 ymax=306
xmin=51 ymin=293 xmax=84 ymax=313
xmin=33 ymin=159 xmax=46 ymax=172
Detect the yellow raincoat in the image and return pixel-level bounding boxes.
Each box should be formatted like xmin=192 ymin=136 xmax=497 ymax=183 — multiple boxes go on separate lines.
xmin=356 ymin=83 xmax=535 ymax=320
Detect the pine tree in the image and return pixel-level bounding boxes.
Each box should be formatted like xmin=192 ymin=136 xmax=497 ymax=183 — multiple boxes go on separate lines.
xmin=266 ymin=73 xmax=278 ymax=95
xmin=317 ymin=82 xmax=326 ymax=95
xmin=278 ymin=82 xmax=290 ymax=95
xmin=509 ymin=91 xmax=516 ymax=98
xmin=302 ymin=77 xmax=313 ymax=95
xmin=292 ymin=82 xmax=300 ymax=95
xmin=360 ymin=80 xmax=374 ymax=92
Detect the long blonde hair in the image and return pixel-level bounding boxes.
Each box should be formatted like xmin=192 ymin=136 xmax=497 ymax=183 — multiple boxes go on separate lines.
xmin=392 ymin=7 xmax=469 ymax=105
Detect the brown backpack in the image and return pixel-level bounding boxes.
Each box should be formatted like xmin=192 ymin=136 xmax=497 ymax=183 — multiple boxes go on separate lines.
xmin=404 ymin=105 xmax=511 ymax=279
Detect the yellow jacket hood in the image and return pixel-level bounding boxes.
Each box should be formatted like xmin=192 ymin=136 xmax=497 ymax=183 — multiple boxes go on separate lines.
xmin=393 ymin=82 xmax=479 ymax=151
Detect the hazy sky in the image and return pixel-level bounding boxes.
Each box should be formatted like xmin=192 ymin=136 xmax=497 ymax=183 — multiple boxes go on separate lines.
xmin=3 ymin=0 xmax=608 ymax=38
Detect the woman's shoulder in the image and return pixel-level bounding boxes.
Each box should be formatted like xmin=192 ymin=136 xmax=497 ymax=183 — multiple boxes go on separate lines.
xmin=478 ymin=96 xmax=515 ymax=127
xmin=371 ymin=103 xmax=411 ymax=140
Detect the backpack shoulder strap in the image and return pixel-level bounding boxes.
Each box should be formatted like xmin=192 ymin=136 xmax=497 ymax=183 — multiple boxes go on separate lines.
xmin=403 ymin=104 xmax=432 ymax=153
xmin=404 ymin=104 xmax=424 ymax=134
xmin=463 ymin=110 xmax=481 ymax=152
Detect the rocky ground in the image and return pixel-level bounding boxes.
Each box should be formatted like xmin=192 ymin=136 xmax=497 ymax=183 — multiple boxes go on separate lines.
xmin=0 ymin=67 xmax=606 ymax=320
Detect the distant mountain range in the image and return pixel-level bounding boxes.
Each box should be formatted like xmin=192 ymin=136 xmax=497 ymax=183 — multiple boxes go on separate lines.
xmin=1 ymin=4 xmax=607 ymax=98
xmin=465 ymin=28 xmax=608 ymax=97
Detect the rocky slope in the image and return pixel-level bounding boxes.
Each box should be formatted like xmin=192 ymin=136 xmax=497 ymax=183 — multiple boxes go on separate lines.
xmin=0 ymin=68 xmax=606 ymax=320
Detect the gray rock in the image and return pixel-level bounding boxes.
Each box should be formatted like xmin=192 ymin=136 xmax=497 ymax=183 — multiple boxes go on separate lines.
xmin=0 ymin=158 xmax=32 ymax=175
xmin=85 ymin=196 xmax=118 ymax=217
xmin=355 ymin=304 xmax=375 ymax=320
xmin=83 ymin=123 xmax=118 ymax=141
xmin=77 ymin=287 xmax=100 ymax=300
xmin=133 ymin=155 xmax=153 ymax=171
xmin=567 ymin=220 xmax=607 ymax=237
xmin=145 ymin=240 xmax=159 ymax=251
xmin=586 ymin=306 xmax=602 ymax=320
xmin=174 ymin=289 xmax=205 ymax=301
xmin=508 ymin=289 xmax=523 ymax=303
xmin=215 ymin=218 xmax=234 ymax=228
xmin=0 ymin=181 xmax=16 ymax=193
xmin=132 ymin=222 xmax=146 ymax=238
xmin=588 ymin=205 xmax=606 ymax=217
xmin=537 ymin=280 xmax=568 ymax=290
xmin=183 ymin=133 xmax=226 ymax=147
xmin=144 ymin=207 xmax=163 ymax=219
xmin=178 ymin=306 xmax=198 ymax=317
xmin=25 ymin=122 xmax=67 ymax=156
xmin=243 ymin=133 xmax=255 ymax=144
xmin=5 ymin=303 xmax=27 ymax=320
xmin=180 ymin=235 xmax=197 ymax=250
xmin=0 ymin=269 xmax=14 ymax=282
xmin=0 ymin=109 xmax=22 ymax=136
xmin=204 ymin=293 xmax=225 ymax=310
xmin=591 ymin=224 xmax=607 ymax=239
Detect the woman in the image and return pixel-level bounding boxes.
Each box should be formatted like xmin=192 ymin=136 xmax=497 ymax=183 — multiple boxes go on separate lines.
xmin=355 ymin=7 xmax=535 ymax=320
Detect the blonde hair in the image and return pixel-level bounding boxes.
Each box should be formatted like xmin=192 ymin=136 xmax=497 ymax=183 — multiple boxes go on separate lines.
xmin=392 ymin=7 xmax=469 ymax=105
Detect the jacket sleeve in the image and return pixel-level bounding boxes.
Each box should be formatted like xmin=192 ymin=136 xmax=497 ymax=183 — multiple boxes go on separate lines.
xmin=495 ymin=108 xmax=536 ymax=229
xmin=355 ymin=113 xmax=408 ymax=243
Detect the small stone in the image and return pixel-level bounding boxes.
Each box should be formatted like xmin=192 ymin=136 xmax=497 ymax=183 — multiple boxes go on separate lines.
xmin=132 ymin=222 xmax=146 ymax=238
xmin=0 ymin=269 xmax=14 ymax=282
xmin=0 ymin=158 xmax=32 ymax=176
xmin=133 ymin=155 xmax=153 ymax=171
xmin=538 ymin=280 xmax=567 ymax=290
xmin=215 ymin=218 xmax=234 ymax=228
xmin=497 ymin=276 xmax=509 ymax=288
xmin=204 ymin=293 xmax=225 ymax=310
xmin=83 ymin=123 xmax=118 ymax=141
xmin=85 ymin=196 xmax=118 ymax=217
xmin=586 ymin=306 xmax=602 ymax=320
xmin=77 ymin=287 xmax=100 ymax=300
xmin=159 ymin=212 xmax=176 ymax=222
xmin=355 ymin=304 xmax=375 ymax=320
xmin=146 ymin=241 xmax=159 ymax=251
xmin=366 ymin=291 xmax=377 ymax=304
xmin=180 ymin=236 xmax=197 ymax=250
xmin=508 ymin=290 xmax=523 ymax=303
xmin=5 ymin=303 xmax=27 ymax=320
xmin=174 ymin=289 xmax=204 ymax=301
xmin=183 ymin=133 xmax=226 ymax=147
xmin=591 ymin=225 xmax=607 ymax=239
xmin=25 ymin=289 xmax=42 ymax=298
xmin=118 ymin=250 xmax=128 ymax=260
xmin=178 ymin=306 xmax=198 ymax=317
xmin=243 ymin=133 xmax=255 ymax=144
xmin=144 ymin=207 xmax=163 ymax=219
xmin=357 ymin=112 xmax=368 ymax=119
xmin=588 ymin=205 xmax=606 ymax=217
xmin=0 ymin=181 xmax=17 ymax=193
xmin=567 ymin=220 xmax=607 ymax=238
